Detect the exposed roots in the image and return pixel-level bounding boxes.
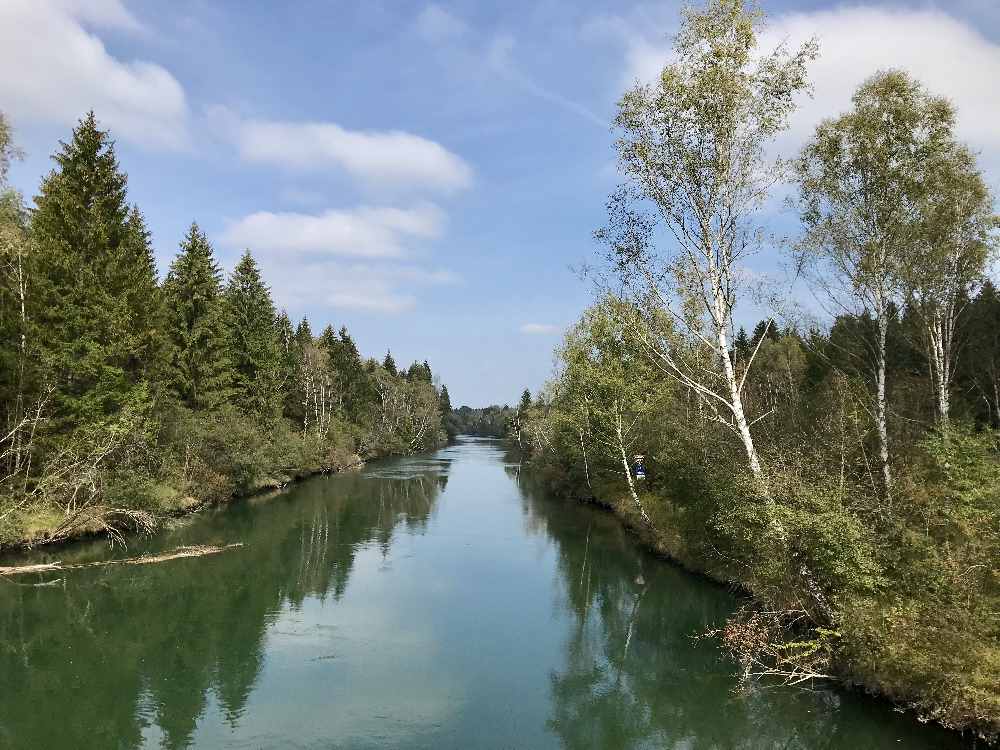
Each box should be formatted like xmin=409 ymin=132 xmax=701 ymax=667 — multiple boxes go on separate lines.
xmin=43 ymin=505 xmax=158 ymax=547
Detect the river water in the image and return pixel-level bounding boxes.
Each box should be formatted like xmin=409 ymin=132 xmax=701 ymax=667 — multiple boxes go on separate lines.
xmin=0 ymin=437 xmax=971 ymax=749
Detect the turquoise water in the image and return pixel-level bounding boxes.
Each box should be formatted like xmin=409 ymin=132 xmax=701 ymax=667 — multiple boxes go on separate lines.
xmin=0 ymin=437 xmax=971 ymax=748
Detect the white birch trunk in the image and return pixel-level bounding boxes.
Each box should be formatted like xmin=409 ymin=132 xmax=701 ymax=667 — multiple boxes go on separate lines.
xmin=875 ymin=312 xmax=892 ymax=494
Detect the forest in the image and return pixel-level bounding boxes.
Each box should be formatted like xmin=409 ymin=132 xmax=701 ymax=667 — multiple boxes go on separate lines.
xmin=515 ymin=0 xmax=1000 ymax=741
xmin=0 ymin=112 xmax=447 ymax=549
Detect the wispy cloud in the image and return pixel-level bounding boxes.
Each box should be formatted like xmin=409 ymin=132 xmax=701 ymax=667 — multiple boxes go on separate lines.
xmin=220 ymin=203 xmax=445 ymax=259
xmin=486 ymin=34 xmax=606 ymax=128
xmin=231 ymin=118 xmax=473 ymax=192
xmin=0 ymin=0 xmax=189 ymax=150
xmin=520 ymin=323 xmax=560 ymax=335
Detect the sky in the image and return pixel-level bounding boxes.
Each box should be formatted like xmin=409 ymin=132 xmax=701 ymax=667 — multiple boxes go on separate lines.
xmin=3 ymin=0 xmax=1000 ymax=406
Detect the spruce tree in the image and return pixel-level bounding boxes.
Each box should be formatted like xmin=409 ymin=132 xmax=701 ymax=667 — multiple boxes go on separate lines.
xmin=30 ymin=112 xmax=147 ymax=428
xmin=332 ymin=326 xmax=367 ymax=420
xmin=283 ymin=318 xmax=314 ymax=426
xmin=275 ymin=310 xmax=297 ymax=418
xmin=519 ymin=388 xmax=532 ymax=414
xmin=162 ymin=222 xmax=232 ymax=411
xmin=382 ymin=351 xmax=397 ymax=376
xmin=225 ymin=250 xmax=280 ymax=417
xmin=439 ymin=384 xmax=452 ymax=414
xmin=733 ymin=326 xmax=751 ymax=363
xmin=120 ymin=206 xmax=166 ymax=383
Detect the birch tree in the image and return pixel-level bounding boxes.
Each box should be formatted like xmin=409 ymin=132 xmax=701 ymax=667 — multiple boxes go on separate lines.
xmin=795 ymin=70 xmax=957 ymax=494
xmin=904 ymin=142 xmax=995 ymax=428
xmin=558 ymin=300 xmax=667 ymax=524
xmin=600 ymin=0 xmax=816 ymax=487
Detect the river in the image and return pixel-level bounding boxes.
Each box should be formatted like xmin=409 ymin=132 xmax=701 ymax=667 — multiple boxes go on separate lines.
xmin=0 ymin=437 xmax=972 ymax=749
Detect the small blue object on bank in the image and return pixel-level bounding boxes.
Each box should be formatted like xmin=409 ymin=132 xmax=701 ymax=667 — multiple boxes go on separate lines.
xmin=633 ymin=454 xmax=646 ymax=481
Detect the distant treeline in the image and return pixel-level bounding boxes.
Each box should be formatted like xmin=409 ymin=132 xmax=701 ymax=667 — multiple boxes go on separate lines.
xmin=444 ymin=390 xmax=532 ymax=439
xmin=0 ymin=112 xmax=448 ymax=548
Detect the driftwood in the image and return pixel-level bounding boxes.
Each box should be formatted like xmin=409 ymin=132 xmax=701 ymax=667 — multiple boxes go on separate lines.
xmin=0 ymin=543 xmax=243 ymax=577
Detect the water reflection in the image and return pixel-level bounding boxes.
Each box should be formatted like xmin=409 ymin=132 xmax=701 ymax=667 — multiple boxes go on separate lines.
xmin=515 ymin=476 xmax=969 ymax=750
xmin=0 ymin=439 xmax=971 ymax=749
xmin=0 ymin=462 xmax=447 ymax=749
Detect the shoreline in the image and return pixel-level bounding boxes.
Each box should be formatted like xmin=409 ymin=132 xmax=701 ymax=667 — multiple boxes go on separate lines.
xmin=0 ymin=454 xmax=372 ymax=559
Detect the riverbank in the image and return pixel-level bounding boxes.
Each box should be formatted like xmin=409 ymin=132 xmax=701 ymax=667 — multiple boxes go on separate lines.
xmin=518 ymin=455 xmax=998 ymax=746
xmin=0 ymin=423 xmax=443 ymax=554
xmin=0 ymin=450 xmax=364 ymax=553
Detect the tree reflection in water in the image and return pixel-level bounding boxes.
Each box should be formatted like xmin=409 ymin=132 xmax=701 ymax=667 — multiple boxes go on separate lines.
xmin=0 ymin=444 xmax=968 ymax=750
xmin=515 ymin=474 xmax=967 ymax=750
xmin=0 ymin=462 xmax=446 ymax=750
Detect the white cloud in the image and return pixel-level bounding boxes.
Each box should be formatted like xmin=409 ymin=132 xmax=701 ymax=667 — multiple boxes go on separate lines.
xmin=261 ymin=259 xmax=459 ymax=315
xmin=234 ymin=119 xmax=473 ymax=192
xmin=220 ymin=204 xmax=456 ymax=313
xmin=520 ymin=323 xmax=560 ymax=335
xmin=0 ymin=0 xmax=189 ymax=150
xmin=220 ymin=203 xmax=445 ymax=259
xmin=604 ymin=6 xmax=1000 ymax=168
xmin=415 ymin=4 xmax=468 ymax=43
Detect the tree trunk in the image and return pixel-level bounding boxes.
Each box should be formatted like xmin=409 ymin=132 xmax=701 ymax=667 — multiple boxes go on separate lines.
xmin=713 ymin=281 xmax=765 ymax=484
xmin=577 ymin=428 xmax=593 ymax=491
xmin=616 ymin=403 xmax=650 ymax=525
xmin=875 ymin=313 xmax=892 ymax=496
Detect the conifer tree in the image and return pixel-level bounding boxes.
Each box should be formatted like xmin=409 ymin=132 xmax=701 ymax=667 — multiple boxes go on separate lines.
xmin=225 ymin=250 xmax=280 ymax=417
xmin=519 ymin=388 xmax=532 ymax=414
xmin=733 ymin=327 xmax=751 ymax=364
xmin=275 ymin=310 xmax=297 ymax=416
xmin=30 ymin=112 xmax=146 ymax=427
xmin=294 ymin=317 xmax=313 ymax=349
xmin=318 ymin=325 xmax=339 ymax=356
xmin=439 ymin=384 xmax=452 ymax=414
xmin=283 ymin=318 xmax=314 ymax=426
xmin=162 ymin=222 xmax=232 ymax=411
xmin=383 ymin=351 xmax=397 ymax=376
xmin=120 ymin=206 xmax=166 ymax=383
xmin=332 ymin=326 xmax=368 ymax=420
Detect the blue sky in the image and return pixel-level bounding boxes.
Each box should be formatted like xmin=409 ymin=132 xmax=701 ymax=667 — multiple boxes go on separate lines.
xmin=3 ymin=0 xmax=1000 ymax=406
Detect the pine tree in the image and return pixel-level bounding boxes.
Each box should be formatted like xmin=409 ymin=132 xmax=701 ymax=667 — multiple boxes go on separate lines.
xmin=162 ymin=222 xmax=232 ymax=411
xmin=439 ymin=384 xmax=452 ymax=413
xmin=225 ymin=250 xmax=280 ymax=417
xmin=30 ymin=112 xmax=148 ymax=428
xmin=383 ymin=350 xmax=397 ymax=376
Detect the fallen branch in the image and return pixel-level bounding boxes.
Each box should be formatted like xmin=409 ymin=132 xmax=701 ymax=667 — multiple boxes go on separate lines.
xmin=0 ymin=544 xmax=243 ymax=577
